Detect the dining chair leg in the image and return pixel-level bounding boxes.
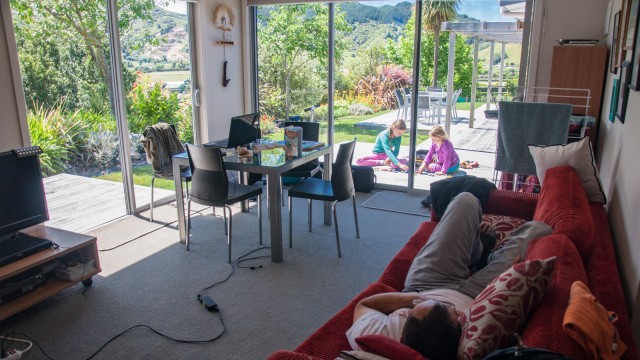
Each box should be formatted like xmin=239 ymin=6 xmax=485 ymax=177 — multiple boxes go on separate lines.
xmin=288 ymin=195 xmax=293 ymax=248
xmin=258 ymin=194 xmax=263 ymax=245
xmin=352 ymin=195 xmax=360 ymax=239
xmin=226 ymin=204 xmax=232 ymax=263
xmin=308 ymin=199 xmax=312 ymax=232
xmin=332 ymin=201 xmax=341 ymax=258
xmin=223 ymin=206 xmax=228 ymax=236
xmin=150 ymin=175 xmax=155 ymax=222
xmin=186 ymin=198 xmax=191 ymax=251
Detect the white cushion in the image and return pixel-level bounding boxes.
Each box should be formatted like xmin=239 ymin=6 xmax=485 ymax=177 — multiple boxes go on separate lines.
xmin=528 ymin=137 xmax=606 ymax=203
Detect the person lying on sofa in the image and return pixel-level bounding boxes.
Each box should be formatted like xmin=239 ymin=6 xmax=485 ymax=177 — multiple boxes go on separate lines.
xmin=346 ymin=192 xmax=552 ymax=360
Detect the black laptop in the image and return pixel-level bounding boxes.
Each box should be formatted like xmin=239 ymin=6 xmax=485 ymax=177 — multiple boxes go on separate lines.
xmin=0 ymin=233 xmax=53 ymax=267
xmin=205 ymin=113 xmax=260 ymax=148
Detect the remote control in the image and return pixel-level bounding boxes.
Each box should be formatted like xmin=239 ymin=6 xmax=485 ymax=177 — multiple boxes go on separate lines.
xmin=12 ymin=146 xmax=43 ymax=158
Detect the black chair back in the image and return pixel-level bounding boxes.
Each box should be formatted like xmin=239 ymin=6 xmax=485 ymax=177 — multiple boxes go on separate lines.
xmin=283 ymin=121 xmax=320 ymax=141
xmin=331 ymin=139 xmax=356 ymax=202
xmin=186 ymin=144 xmax=228 ymax=205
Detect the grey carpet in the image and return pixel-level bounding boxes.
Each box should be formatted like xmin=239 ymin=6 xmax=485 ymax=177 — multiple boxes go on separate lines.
xmin=362 ymin=190 xmax=431 ymax=218
xmin=0 ymin=192 xmax=427 ymax=360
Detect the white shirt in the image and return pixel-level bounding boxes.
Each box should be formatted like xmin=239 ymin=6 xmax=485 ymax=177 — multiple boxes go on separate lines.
xmin=346 ymin=288 xmax=473 ymax=350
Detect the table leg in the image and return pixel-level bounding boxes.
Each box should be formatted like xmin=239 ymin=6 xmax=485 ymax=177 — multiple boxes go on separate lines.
xmin=173 ymin=161 xmax=186 ymax=244
xmin=240 ymin=171 xmax=249 ymax=212
xmin=266 ymin=169 xmax=283 ymax=262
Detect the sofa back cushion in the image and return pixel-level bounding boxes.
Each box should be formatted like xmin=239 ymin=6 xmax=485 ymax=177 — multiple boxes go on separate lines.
xmin=533 ymin=166 xmax=594 ymax=260
xmin=521 ymin=234 xmax=589 ymax=360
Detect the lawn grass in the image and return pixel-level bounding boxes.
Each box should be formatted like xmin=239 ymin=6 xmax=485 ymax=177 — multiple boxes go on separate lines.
xmin=95 ymin=111 xmax=430 ymax=187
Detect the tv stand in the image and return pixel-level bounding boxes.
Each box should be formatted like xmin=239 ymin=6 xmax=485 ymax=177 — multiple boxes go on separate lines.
xmin=0 ymin=224 xmax=101 ymax=320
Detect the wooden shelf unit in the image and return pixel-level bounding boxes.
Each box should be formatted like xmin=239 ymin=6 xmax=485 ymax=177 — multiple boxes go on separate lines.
xmin=0 ymin=224 xmax=101 ymax=320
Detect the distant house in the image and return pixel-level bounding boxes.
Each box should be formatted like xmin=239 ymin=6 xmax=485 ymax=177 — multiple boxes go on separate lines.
xmin=163 ymin=80 xmax=187 ymax=93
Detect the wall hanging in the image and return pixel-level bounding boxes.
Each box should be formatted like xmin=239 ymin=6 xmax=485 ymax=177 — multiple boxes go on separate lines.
xmin=213 ymin=4 xmax=234 ymax=87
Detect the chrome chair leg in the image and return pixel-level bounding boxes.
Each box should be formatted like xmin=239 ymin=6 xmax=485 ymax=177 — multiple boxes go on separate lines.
xmin=289 ymin=195 xmax=293 ymax=248
xmin=186 ymin=198 xmax=191 ymax=251
xmin=226 ymin=204 xmax=232 ymax=263
xmin=352 ymin=195 xmax=360 ymax=239
xmin=223 ymin=206 xmax=228 ymax=235
xmin=150 ymin=175 xmax=155 ymax=222
xmin=332 ymin=200 xmax=341 ymax=257
xmin=258 ymin=194 xmax=263 ymax=245
xmin=308 ymin=199 xmax=312 ymax=233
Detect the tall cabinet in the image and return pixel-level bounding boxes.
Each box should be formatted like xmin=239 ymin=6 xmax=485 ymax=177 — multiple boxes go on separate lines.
xmin=548 ymin=45 xmax=608 ymax=149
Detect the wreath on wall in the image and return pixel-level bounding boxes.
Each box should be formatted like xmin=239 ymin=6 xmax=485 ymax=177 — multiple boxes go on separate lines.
xmin=212 ymin=4 xmax=235 ymax=31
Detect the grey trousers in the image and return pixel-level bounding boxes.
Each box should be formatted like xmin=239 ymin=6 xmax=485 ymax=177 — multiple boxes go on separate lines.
xmin=403 ymin=192 xmax=552 ymax=299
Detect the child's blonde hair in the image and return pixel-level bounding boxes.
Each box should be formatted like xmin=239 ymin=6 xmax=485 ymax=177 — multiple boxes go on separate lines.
xmin=388 ymin=119 xmax=407 ymax=131
xmin=429 ymin=125 xmax=449 ymax=140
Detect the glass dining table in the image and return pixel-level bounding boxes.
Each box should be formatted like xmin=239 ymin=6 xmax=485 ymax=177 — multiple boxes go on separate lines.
xmin=171 ymin=141 xmax=333 ymax=263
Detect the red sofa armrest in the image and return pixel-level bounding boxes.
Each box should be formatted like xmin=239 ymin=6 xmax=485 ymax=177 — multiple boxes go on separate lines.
xmin=267 ymin=350 xmax=322 ymax=360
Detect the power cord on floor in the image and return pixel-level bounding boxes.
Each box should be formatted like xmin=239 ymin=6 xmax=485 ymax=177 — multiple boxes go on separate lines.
xmin=0 ymin=246 xmax=272 ymax=359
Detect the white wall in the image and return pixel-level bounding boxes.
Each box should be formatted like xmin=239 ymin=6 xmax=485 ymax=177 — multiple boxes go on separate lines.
xmin=0 ymin=1 xmax=29 ymax=152
xmin=530 ymin=0 xmax=639 ymax=347
xmin=195 ymin=0 xmax=248 ymax=144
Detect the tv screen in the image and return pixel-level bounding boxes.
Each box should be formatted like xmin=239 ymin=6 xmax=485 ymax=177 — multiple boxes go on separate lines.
xmin=0 ymin=151 xmax=49 ymax=237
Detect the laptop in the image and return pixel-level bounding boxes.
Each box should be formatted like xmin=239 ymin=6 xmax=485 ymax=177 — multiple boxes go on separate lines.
xmin=0 ymin=232 xmax=53 ymax=267
xmin=205 ymin=113 xmax=261 ymax=148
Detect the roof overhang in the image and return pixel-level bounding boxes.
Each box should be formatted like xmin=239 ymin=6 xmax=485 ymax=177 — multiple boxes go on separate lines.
xmin=498 ymin=0 xmax=526 ymax=20
xmin=441 ymin=21 xmax=524 ymax=44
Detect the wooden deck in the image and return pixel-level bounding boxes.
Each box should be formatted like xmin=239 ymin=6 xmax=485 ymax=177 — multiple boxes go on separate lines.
xmin=44 ymin=174 xmax=174 ymax=233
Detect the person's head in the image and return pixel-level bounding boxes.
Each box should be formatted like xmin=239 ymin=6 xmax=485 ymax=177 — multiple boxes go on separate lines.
xmin=401 ymin=299 xmax=461 ymax=360
xmin=429 ymin=125 xmax=448 ymax=144
xmin=388 ymin=119 xmax=407 ymax=138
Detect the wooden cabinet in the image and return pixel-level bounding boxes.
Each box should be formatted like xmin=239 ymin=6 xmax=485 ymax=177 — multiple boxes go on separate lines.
xmin=0 ymin=224 xmax=101 ymax=320
xmin=549 ymin=46 xmax=608 ymax=148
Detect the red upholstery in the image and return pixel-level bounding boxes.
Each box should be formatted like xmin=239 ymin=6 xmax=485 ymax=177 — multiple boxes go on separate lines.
xmin=521 ymin=234 xmax=589 ymax=359
xmin=269 ymin=166 xmax=637 ymax=360
xmin=533 ymin=166 xmax=594 ymax=260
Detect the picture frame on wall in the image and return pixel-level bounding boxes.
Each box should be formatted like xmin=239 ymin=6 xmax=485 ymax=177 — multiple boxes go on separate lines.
xmin=631 ymin=6 xmax=640 ymax=89
xmin=609 ymin=78 xmax=620 ymax=122
xmin=611 ymin=11 xmax=622 ymax=73
xmin=616 ymin=61 xmax=632 ymax=123
xmin=620 ymin=0 xmax=635 ymax=61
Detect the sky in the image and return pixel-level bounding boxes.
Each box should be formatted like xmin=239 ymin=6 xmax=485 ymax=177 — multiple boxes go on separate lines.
xmin=160 ymin=0 xmax=513 ymax=22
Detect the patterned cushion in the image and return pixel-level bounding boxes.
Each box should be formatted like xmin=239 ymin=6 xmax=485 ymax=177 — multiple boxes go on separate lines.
xmin=458 ymin=257 xmax=557 ymax=360
xmin=356 ymin=334 xmax=426 ymax=360
xmin=480 ymin=214 xmax=527 ymax=248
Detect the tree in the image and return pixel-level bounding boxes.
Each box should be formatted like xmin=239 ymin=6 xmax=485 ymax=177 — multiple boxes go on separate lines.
xmin=423 ymin=0 xmax=459 ymax=87
xmin=11 ymin=0 xmax=167 ymax=113
xmin=257 ymin=4 xmax=349 ymax=120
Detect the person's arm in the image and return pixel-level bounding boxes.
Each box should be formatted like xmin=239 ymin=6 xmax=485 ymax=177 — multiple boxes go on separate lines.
xmin=379 ymin=131 xmax=401 ymax=165
xmin=438 ymin=141 xmax=455 ymax=174
xmin=353 ymin=292 xmax=422 ymax=322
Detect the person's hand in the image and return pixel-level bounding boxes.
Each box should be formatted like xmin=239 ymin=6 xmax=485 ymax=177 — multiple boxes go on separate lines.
xmin=383 ymin=158 xmax=392 ymax=166
xmin=416 ymin=164 xmax=425 ymax=174
xmin=435 ymin=171 xmax=444 ymax=175
xmin=400 ymin=164 xmax=409 ymax=172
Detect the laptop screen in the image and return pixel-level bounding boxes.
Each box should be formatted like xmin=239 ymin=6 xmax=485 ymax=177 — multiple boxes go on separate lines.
xmin=227 ymin=113 xmax=260 ymax=148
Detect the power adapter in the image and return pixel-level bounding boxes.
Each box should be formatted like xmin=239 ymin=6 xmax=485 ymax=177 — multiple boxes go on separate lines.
xmin=197 ymin=294 xmax=218 ymax=312
xmin=0 ymin=349 xmax=22 ymax=360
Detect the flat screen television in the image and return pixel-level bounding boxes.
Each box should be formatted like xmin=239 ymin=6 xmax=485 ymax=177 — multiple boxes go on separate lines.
xmin=0 ymin=150 xmax=49 ymax=238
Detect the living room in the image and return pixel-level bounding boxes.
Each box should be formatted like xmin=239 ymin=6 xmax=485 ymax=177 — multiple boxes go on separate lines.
xmin=0 ymin=0 xmax=639 ymax=359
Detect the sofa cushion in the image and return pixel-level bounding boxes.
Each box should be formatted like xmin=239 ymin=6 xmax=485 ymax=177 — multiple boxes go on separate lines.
xmin=528 ymin=137 xmax=606 ymax=203
xmin=458 ymin=257 xmax=557 ymax=360
xmin=521 ymin=234 xmax=589 ymax=359
xmin=533 ymin=166 xmax=594 ymax=260
xmin=355 ymin=334 xmax=426 ymax=360
xmin=480 ymin=214 xmax=527 ymax=248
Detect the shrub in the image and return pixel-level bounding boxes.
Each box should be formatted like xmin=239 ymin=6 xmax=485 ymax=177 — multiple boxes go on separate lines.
xmin=260 ymin=114 xmax=279 ymax=136
xmin=127 ymin=72 xmax=179 ymax=134
xmin=349 ymin=103 xmax=374 ymax=116
xmin=354 ymin=65 xmax=412 ymax=111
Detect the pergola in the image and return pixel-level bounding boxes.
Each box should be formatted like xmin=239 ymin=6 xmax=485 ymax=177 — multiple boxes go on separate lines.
xmin=439 ymin=20 xmax=524 ymax=132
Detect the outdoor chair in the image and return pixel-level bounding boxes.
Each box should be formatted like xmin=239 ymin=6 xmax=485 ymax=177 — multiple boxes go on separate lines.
xmin=287 ymin=139 xmax=359 ymax=257
xmin=185 ymin=144 xmax=263 ymax=263
xmin=141 ymin=123 xmax=191 ymax=222
xmin=394 ymin=89 xmax=407 ymax=119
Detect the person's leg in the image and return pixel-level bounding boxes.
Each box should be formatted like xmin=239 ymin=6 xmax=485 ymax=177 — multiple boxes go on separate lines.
xmin=428 ymin=163 xmax=442 ymax=173
xmin=356 ymin=153 xmax=387 ymax=166
xmin=390 ymin=158 xmax=409 ymax=170
xmin=403 ymin=192 xmax=483 ymax=292
xmin=453 ymin=221 xmax=552 ymax=298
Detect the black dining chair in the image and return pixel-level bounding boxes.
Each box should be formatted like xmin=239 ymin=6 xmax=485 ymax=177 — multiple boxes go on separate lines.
xmin=287 ymin=139 xmax=359 ymax=257
xmin=185 ymin=144 xmax=263 ymax=263
xmin=141 ymin=123 xmax=191 ymax=222
xmin=280 ymin=121 xmax=324 ymax=203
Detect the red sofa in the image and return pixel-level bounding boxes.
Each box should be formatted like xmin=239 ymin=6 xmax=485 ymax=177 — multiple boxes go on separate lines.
xmin=268 ymin=166 xmax=638 ymax=360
